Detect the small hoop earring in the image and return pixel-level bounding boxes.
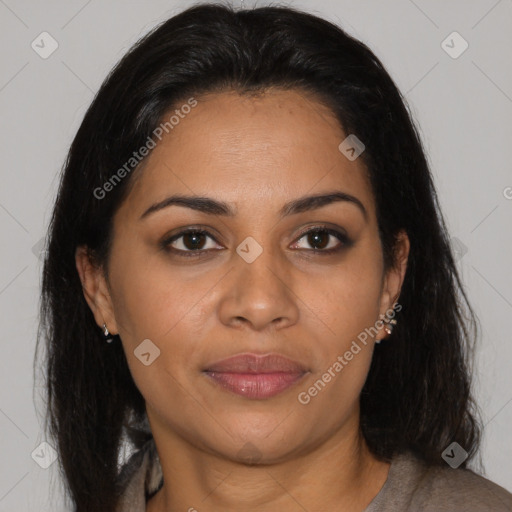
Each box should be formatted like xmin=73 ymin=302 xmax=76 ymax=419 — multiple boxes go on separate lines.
xmin=384 ymin=318 xmax=398 ymax=335
xmin=102 ymin=323 xmax=114 ymax=343
xmin=376 ymin=315 xmax=399 ymax=344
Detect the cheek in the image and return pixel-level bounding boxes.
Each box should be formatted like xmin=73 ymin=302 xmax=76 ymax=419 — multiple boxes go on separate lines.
xmin=299 ymin=239 xmax=383 ymax=400
xmin=108 ymin=242 xmax=197 ymax=341
xmin=109 ymin=246 xmax=217 ymax=392
xmin=319 ymin=244 xmax=384 ymax=343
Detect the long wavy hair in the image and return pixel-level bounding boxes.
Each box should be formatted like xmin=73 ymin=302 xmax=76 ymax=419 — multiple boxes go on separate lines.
xmin=35 ymin=2 xmax=482 ymax=511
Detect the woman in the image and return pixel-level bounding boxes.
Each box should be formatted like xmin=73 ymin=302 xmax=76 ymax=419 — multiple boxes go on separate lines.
xmin=36 ymin=3 xmax=512 ymax=511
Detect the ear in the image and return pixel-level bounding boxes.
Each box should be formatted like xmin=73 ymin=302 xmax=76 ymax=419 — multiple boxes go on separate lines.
xmin=376 ymin=230 xmax=409 ymax=341
xmin=75 ymin=245 xmax=119 ymax=335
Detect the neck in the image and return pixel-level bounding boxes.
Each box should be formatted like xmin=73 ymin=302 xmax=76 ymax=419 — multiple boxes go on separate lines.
xmin=146 ymin=411 xmax=390 ymax=512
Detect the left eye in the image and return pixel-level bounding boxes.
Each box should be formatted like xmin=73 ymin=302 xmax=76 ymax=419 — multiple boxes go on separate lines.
xmin=292 ymin=227 xmax=349 ymax=252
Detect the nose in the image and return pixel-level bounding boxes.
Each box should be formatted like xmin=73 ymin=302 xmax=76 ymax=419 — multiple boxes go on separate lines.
xmin=217 ymin=242 xmax=300 ymax=332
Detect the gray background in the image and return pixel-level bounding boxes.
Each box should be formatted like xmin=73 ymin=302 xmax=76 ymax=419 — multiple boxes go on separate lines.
xmin=0 ymin=0 xmax=511 ymax=509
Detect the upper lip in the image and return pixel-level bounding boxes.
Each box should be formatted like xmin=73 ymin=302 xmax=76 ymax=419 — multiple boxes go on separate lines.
xmin=203 ymin=353 xmax=308 ymax=374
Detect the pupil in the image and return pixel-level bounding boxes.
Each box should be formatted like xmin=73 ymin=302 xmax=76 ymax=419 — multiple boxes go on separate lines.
xmin=184 ymin=232 xmax=205 ymax=250
xmin=309 ymin=231 xmax=328 ymax=249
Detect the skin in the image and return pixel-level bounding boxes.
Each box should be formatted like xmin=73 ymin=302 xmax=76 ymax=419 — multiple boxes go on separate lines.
xmin=76 ymin=88 xmax=409 ymax=512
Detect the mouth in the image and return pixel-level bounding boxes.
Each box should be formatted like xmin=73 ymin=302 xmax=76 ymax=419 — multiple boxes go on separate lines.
xmin=202 ymin=353 xmax=309 ymax=400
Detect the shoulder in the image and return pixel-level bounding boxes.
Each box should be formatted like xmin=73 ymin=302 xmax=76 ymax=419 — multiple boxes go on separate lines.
xmin=366 ymin=451 xmax=512 ymax=512
xmin=415 ymin=458 xmax=512 ymax=511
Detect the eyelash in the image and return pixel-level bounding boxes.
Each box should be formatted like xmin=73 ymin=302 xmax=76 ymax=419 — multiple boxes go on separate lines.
xmin=160 ymin=225 xmax=352 ymax=258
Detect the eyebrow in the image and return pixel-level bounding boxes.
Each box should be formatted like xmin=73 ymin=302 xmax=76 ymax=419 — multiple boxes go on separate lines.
xmin=139 ymin=190 xmax=368 ymax=222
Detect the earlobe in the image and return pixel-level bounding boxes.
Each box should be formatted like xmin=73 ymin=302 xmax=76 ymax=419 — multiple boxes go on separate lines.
xmin=75 ymin=245 xmax=118 ymax=335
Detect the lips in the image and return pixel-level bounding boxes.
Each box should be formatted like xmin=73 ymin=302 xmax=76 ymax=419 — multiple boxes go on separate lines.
xmin=204 ymin=353 xmax=308 ymax=373
xmin=202 ymin=353 xmax=309 ymax=399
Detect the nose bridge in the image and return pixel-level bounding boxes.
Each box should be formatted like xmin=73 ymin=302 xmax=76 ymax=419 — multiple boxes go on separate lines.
xmin=238 ymin=236 xmax=283 ymax=289
xmin=217 ymin=233 xmax=299 ymax=330
xmin=237 ymin=232 xmax=289 ymax=297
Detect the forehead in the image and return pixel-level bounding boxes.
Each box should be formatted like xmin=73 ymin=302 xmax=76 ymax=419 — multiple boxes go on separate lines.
xmin=116 ymin=88 xmax=375 ymax=222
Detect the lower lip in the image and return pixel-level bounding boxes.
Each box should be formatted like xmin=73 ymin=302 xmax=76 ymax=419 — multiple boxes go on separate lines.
xmin=203 ymin=371 xmax=306 ymax=399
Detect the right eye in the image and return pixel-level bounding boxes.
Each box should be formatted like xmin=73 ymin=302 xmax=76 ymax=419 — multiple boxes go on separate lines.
xmin=161 ymin=228 xmax=223 ymax=257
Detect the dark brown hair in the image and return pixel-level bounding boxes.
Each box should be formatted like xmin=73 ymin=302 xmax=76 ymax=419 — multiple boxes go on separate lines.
xmin=36 ymin=3 xmax=481 ymax=511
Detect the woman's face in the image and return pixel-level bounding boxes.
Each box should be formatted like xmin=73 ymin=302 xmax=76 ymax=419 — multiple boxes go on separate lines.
xmin=77 ymin=88 xmax=408 ymax=463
